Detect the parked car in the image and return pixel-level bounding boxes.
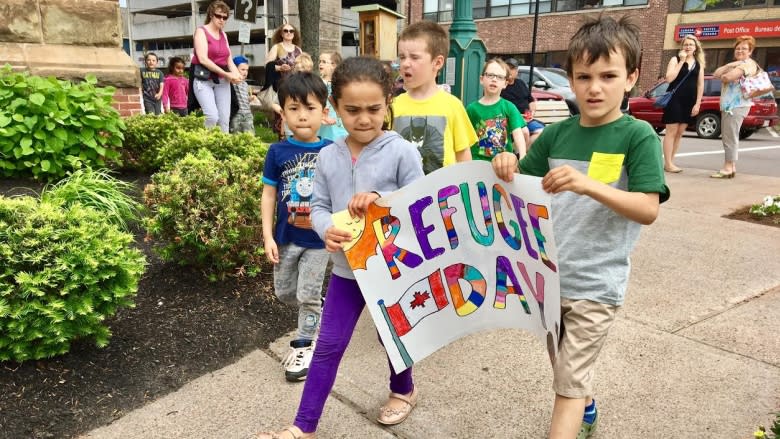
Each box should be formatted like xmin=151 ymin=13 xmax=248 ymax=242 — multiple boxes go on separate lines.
xmin=628 ymin=75 xmax=778 ymax=139
xmin=517 ymin=66 xmax=579 ymax=115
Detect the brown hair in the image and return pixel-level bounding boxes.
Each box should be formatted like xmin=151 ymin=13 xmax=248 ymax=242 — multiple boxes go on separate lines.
xmin=398 ymin=20 xmax=449 ymax=59
xmin=204 ymin=1 xmax=230 ymax=25
xmin=734 ymin=35 xmax=756 ymax=51
xmin=271 ymin=23 xmax=302 ymax=46
xmin=327 ymin=52 xmax=343 ymax=67
xmin=565 ymin=15 xmax=641 ymax=77
xmin=482 ymin=58 xmax=510 ymax=78
xmin=331 ymin=56 xmax=394 ymax=129
xmin=168 ymin=56 xmax=185 ymax=74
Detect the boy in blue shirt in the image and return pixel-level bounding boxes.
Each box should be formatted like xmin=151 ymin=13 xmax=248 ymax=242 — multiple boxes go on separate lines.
xmin=261 ymin=72 xmax=331 ymax=382
xmin=493 ymin=16 xmax=670 ymax=439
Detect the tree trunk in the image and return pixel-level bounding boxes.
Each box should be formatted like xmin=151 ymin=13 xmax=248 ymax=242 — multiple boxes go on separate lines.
xmin=298 ymin=0 xmax=320 ymax=65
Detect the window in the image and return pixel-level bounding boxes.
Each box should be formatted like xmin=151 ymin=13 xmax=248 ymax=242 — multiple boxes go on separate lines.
xmin=424 ymin=0 xmax=643 ymax=20
xmin=683 ymin=0 xmax=766 ymax=12
xmin=423 ymin=0 xmax=453 ymax=21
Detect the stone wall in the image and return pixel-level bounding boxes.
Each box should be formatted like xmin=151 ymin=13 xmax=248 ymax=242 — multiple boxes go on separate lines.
xmin=0 ymin=0 xmax=142 ymax=117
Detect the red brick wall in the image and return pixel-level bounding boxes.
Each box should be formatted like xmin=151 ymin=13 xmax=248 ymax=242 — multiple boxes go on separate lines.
xmin=113 ymin=87 xmax=143 ymax=117
xmin=410 ymin=1 xmax=669 ymax=93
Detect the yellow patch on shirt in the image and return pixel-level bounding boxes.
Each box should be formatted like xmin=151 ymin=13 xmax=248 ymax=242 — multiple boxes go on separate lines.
xmin=588 ymin=152 xmax=625 ymax=184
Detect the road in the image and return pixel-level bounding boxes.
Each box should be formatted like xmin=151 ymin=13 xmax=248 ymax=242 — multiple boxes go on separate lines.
xmin=669 ymin=127 xmax=780 ymax=177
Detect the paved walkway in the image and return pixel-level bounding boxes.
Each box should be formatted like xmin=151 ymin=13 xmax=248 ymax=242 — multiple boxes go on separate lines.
xmin=82 ymin=168 xmax=780 ymax=439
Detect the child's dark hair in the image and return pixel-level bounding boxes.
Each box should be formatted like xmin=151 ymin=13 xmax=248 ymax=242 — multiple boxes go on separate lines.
xmin=277 ymin=71 xmax=328 ymax=108
xmin=144 ymin=52 xmax=158 ymax=62
xmin=168 ymin=56 xmax=184 ymax=74
xmin=331 ymin=56 xmax=394 ymax=129
xmin=566 ymin=15 xmax=642 ymax=77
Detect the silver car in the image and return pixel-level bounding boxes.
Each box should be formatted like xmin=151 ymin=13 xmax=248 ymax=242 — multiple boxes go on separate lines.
xmin=516 ymin=66 xmax=579 ymax=115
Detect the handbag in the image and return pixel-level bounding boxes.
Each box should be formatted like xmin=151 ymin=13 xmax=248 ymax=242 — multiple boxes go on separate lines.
xmin=740 ymin=68 xmax=775 ymax=99
xmin=256 ymin=86 xmax=277 ymax=113
xmin=654 ymin=61 xmax=695 ymax=109
xmin=192 ymin=64 xmax=211 ymax=81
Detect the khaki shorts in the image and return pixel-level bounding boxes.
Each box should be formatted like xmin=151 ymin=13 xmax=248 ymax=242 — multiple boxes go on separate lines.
xmin=552 ymin=298 xmax=619 ymax=399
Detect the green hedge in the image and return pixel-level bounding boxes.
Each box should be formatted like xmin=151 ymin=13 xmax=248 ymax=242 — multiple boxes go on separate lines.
xmin=143 ymin=149 xmax=265 ymax=280
xmin=0 ymin=197 xmax=146 ymax=362
xmin=119 ymin=112 xmax=205 ymax=172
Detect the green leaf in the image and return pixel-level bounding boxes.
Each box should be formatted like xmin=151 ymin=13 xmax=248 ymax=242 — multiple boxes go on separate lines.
xmin=29 ymin=93 xmax=45 ymax=106
xmin=0 ymin=115 xmax=10 ymax=127
xmin=40 ymin=159 xmax=50 ymax=171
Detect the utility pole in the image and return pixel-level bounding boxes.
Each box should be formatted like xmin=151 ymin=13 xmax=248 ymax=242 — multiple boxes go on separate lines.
xmin=446 ymin=0 xmax=486 ymax=105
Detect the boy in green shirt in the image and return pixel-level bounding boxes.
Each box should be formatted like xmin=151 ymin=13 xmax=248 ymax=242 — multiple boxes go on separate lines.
xmin=466 ymin=58 xmax=527 ymax=161
xmin=492 ymin=16 xmax=669 ymax=439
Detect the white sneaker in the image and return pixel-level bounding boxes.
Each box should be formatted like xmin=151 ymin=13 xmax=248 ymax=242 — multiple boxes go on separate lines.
xmin=282 ymin=340 xmax=314 ymax=382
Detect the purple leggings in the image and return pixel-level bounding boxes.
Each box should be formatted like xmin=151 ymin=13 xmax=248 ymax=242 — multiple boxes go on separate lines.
xmin=293 ymin=274 xmax=414 ymax=433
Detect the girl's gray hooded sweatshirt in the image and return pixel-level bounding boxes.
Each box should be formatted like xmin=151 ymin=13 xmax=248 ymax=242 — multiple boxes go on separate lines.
xmin=310 ymin=130 xmax=424 ymax=280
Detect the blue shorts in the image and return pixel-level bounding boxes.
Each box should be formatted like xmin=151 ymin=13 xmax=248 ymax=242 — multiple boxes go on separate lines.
xmin=527 ymin=119 xmax=545 ymax=134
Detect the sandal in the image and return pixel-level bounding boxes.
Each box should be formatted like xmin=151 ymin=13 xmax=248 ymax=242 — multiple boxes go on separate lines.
xmin=256 ymin=426 xmax=314 ymax=439
xmin=377 ymin=387 xmax=418 ymax=425
xmin=710 ymin=170 xmax=735 ymax=179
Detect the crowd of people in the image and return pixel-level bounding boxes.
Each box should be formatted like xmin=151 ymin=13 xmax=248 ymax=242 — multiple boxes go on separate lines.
xmin=134 ymin=4 xmax=766 ymax=437
xmin=254 ymin=14 xmax=671 ymax=439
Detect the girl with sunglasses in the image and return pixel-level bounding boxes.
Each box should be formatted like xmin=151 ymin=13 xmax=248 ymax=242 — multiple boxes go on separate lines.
xmin=265 ymin=24 xmax=303 ymax=139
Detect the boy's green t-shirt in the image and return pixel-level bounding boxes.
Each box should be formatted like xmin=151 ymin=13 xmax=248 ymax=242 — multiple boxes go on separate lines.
xmin=466 ymin=98 xmax=526 ymax=161
xmin=520 ymin=115 xmax=669 ymax=305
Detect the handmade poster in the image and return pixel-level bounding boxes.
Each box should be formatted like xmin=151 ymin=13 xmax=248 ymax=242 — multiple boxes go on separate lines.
xmin=332 ymin=161 xmax=560 ymax=372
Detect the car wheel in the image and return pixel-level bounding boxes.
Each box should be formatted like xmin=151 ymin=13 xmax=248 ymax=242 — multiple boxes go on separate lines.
xmin=696 ymin=113 xmax=721 ymax=139
xmin=739 ymin=128 xmax=756 ymax=139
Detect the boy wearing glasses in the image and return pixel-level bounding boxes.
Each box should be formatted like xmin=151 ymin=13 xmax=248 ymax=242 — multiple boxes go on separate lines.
xmin=466 ymin=58 xmax=527 ymax=161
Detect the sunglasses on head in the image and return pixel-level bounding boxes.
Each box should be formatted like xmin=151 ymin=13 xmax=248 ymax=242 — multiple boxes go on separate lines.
xmin=213 ymin=13 xmax=229 ymax=20
xmin=283 ymin=28 xmax=295 ymax=33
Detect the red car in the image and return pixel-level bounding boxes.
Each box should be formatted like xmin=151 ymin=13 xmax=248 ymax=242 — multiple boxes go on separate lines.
xmin=628 ymin=75 xmax=778 ymax=139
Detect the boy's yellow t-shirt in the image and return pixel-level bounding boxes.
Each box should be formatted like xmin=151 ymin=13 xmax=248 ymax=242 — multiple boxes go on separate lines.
xmin=392 ymin=90 xmax=478 ymax=174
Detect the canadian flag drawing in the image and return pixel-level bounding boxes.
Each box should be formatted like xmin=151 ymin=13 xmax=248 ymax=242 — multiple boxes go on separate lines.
xmin=381 ymin=270 xmax=448 ymax=337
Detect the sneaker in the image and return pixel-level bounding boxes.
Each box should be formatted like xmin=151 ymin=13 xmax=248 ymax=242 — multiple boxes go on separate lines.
xmin=577 ymin=405 xmax=598 ymax=439
xmin=282 ymin=340 xmax=314 ymax=382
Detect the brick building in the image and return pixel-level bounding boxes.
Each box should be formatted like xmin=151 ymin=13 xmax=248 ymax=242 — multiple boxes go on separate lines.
xmin=408 ymin=0 xmax=780 ymax=94
xmin=408 ymin=0 xmax=669 ymax=93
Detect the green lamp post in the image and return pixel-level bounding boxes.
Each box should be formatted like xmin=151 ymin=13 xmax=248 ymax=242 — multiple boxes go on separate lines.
xmin=443 ymin=0 xmax=486 ymax=105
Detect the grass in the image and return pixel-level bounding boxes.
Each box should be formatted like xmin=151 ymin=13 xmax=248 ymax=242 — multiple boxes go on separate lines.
xmin=41 ymin=168 xmax=142 ymax=231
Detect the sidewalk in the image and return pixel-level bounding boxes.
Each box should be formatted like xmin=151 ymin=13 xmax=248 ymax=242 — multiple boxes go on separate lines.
xmin=82 ymin=168 xmax=780 ymax=439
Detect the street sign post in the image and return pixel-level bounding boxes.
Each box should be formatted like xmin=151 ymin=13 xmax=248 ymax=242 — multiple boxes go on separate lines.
xmin=234 ymin=0 xmax=257 ymax=23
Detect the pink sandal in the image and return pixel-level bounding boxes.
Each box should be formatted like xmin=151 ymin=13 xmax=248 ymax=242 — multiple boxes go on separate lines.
xmin=377 ymin=387 xmax=419 ymax=425
xmin=255 ymin=426 xmax=314 ymax=439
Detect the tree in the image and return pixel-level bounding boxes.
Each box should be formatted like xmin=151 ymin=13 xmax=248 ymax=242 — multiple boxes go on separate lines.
xmin=298 ymin=0 xmax=320 ymax=64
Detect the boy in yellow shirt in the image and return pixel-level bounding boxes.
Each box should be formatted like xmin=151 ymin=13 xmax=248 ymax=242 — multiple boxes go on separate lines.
xmin=393 ymin=21 xmax=476 ymax=174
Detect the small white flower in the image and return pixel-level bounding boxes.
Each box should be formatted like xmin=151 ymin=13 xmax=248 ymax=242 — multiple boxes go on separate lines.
xmin=763 ymin=196 xmax=774 ymax=207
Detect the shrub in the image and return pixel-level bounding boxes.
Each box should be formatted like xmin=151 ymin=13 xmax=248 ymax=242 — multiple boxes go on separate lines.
xmin=143 ymin=149 xmax=265 ymax=279
xmin=119 ymin=112 xmax=205 ymax=172
xmin=0 ymin=65 xmax=125 ymax=180
xmin=156 ymin=129 xmax=268 ymax=170
xmin=0 ymin=197 xmax=146 ymax=362
xmin=41 ymin=168 xmax=142 ymax=232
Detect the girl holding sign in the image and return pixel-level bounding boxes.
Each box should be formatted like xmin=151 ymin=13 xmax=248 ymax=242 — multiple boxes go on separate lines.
xmin=256 ymin=57 xmax=425 ymax=439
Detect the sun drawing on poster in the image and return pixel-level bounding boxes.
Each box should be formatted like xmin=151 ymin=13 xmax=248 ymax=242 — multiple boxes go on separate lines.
xmin=343 ymin=203 xmax=392 ymax=270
